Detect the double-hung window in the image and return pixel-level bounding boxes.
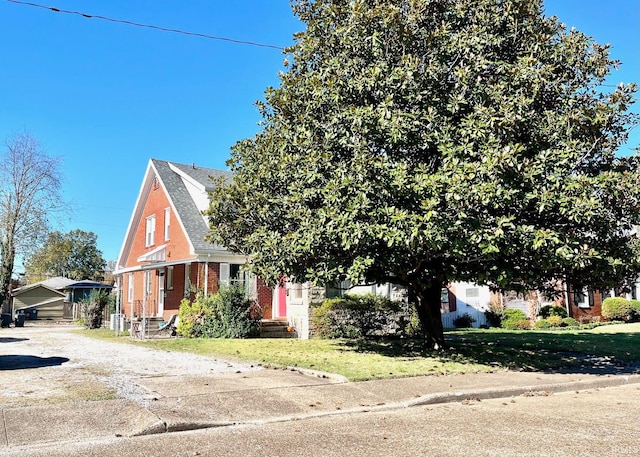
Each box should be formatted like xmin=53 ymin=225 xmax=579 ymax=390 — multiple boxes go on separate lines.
xmin=127 ymin=273 xmax=134 ymax=303
xmin=145 ymin=215 xmax=156 ymax=247
xmin=166 ymin=266 xmax=174 ymax=290
xmin=164 ymin=208 xmax=170 ymax=241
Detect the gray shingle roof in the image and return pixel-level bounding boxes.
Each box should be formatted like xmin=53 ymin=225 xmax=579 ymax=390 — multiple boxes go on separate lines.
xmin=150 ymin=159 xmax=231 ymax=254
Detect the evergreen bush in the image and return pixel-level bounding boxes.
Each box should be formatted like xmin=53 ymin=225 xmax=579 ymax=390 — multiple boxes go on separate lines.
xmin=177 ymin=285 xmax=262 ymax=338
xmin=501 ymin=309 xmax=529 ymax=329
xmin=561 ymin=317 xmax=580 ymax=327
xmin=601 ymin=297 xmax=634 ymax=321
xmin=534 ymin=318 xmax=551 ymax=329
xmin=311 ymin=293 xmax=406 ymax=339
xmin=538 ymin=305 xmax=568 ymax=319
xmin=81 ymin=290 xmax=111 ymax=329
xmin=546 ymin=315 xmax=563 ymax=327
xmin=453 ymin=313 xmax=476 ymax=328
xmin=630 ymin=299 xmax=640 ymax=322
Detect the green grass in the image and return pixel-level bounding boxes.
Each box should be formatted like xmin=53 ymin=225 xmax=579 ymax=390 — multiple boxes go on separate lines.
xmin=78 ymin=323 xmax=640 ymax=381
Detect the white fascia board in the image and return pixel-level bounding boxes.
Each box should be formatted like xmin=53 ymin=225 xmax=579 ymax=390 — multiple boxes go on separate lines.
xmin=155 ymin=165 xmax=197 ymax=256
xmin=116 ymin=160 xmax=155 ymax=269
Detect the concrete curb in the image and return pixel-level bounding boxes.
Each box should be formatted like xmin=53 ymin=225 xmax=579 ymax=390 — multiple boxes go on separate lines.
xmin=285 ymin=366 xmax=349 ymax=384
xmin=142 ymin=373 xmax=640 ymax=434
xmin=406 ymin=373 xmax=640 ymax=407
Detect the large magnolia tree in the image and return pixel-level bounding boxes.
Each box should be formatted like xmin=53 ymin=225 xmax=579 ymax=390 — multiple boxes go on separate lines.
xmin=207 ymin=0 xmax=640 ymax=349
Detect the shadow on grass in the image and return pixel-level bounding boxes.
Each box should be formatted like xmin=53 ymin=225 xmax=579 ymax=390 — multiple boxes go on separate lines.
xmin=340 ymin=329 xmax=640 ymax=375
xmin=0 ymin=355 xmax=69 ymax=370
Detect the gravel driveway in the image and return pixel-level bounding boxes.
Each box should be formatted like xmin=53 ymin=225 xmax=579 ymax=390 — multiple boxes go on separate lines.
xmin=0 ymin=324 xmax=259 ymax=408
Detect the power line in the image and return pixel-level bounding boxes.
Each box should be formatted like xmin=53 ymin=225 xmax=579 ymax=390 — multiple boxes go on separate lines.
xmin=6 ymin=0 xmax=286 ymax=51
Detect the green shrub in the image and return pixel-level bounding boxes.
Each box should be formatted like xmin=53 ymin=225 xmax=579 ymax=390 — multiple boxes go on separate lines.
xmin=630 ymin=300 xmax=640 ymax=322
xmin=81 ymin=290 xmax=110 ymax=329
xmin=177 ymin=292 xmax=213 ymax=337
xmin=453 ymin=313 xmax=476 ymax=328
xmin=601 ymin=297 xmax=634 ymax=321
xmin=484 ymin=304 xmax=504 ymax=327
xmin=534 ymin=319 xmax=551 ymax=329
xmin=513 ymin=319 xmax=532 ymax=330
xmin=561 ymin=317 xmax=579 ymax=327
xmin=399 ymin=310 xmax=423 ymax=338
xmin=198 ymin=285 xmax=262 ymax=338
xmin=501 ymin=308 xmax=528 ymax=329
xmin=177 ymin=285 xmax=261 ymax=338
xmin=547 ymin=315 xmax=563 ymax=327
xmin=311 ymin=293 xmax=405 ymax=339
xmin=538 ymin=305 xmax=567 ymax=319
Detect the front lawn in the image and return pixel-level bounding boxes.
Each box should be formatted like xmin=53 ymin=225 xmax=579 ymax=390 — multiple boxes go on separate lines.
xmin=80 ymin=323 xmax=640 ymax=381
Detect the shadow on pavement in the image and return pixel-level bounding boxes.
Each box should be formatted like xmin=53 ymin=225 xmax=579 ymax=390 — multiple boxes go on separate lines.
xmin=0 ymin=355 xmax=69 ymax=370
xmin=0 ymin=337 xmax=29 ymax=343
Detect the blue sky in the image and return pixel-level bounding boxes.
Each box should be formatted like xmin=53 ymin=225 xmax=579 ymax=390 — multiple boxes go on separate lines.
xmin=0 ymin=0 xmax=638 ymax=267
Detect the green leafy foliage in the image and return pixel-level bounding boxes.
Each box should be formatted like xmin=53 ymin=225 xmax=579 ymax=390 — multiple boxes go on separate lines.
xmin=501 ymin=308 xmax=529 ymax=329
xmin=538 ymin=305 xmax=568 ymax=319
xmin=562 ymin=317 xmax=580 ymax=327
xmin=546 ymin=315 xmax=563 ymax=327
xmin=177 ymin=285 xmax=262 ymax=338
xmin=81 ymin=290 xmax=111 ymax=329
xmin=311 ymin=293 xmax=407 ymax=338
xmin=24 ymin=230 xmax=107 ymax=282
xmin=534 ymin=319 xmax=552 ymax=329
xmin=207 ymin=0 xmax=640 ymax=349
xmin=484 ymin=303 xmax=504 ymax=328
xmin=453 ymin=313 xmax=476 ymax=328
xmin=601 ymin=297 xmax=635 ymax=321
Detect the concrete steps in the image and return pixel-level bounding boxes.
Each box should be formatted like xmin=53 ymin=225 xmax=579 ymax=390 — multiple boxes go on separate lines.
xmin=259 ymin=319 xmax=297 ymax=338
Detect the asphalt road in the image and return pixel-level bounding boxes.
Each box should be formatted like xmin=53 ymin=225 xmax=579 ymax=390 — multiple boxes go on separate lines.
xmin=4 ymin=383 xmax=639 ymax=457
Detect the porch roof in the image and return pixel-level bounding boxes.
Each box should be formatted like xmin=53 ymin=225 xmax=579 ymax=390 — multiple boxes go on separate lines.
xmin=137 ymin=244 xmax=167 ymax=263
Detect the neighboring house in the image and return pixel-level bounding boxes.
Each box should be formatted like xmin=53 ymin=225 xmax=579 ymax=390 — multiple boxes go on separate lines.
xmin=441 ymin=282 xmax=493 ymax=328
xmin=557 ymin=284 xmax=639 ymax=323
xmin=113 ymin=159 xmax=273 ymax=325
xmin=11 ymin=277 xmax=113 ymax=320
xmin=279 ymin=279 xmax=494 ymax=338
xmin=114 ymin=159 xmax=624 ymax=337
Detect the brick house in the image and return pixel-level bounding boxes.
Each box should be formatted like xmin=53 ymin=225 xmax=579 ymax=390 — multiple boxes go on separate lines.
xmin=114 ymin=159 xmax=272 ymax=325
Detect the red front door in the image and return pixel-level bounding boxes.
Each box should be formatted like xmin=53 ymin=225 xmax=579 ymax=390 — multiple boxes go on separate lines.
xmin=277 ymin=283 xmax=287 ymax=318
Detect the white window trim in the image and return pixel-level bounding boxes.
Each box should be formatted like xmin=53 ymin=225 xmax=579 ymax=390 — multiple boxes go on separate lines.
xmin=167 ymin=266 xmax=174 ymax=290
xmin=576 ymin=288 xmax=590 ymax=308
xmin=145 ymin=215 xmax=156 ymax=247
xmin=164 ymin=208 xmax=170 ymax=241
xmin=219 ymin=263 xmax=230 ymax=287
xmin=145 ymin=270 xmax=152 ymax=295
xmin=127 ymin=273 xmax=134 ymax=303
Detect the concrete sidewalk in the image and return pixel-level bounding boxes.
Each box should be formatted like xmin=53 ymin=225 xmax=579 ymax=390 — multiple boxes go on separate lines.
xmin=2 ymin=367 xmax=639 ymax=450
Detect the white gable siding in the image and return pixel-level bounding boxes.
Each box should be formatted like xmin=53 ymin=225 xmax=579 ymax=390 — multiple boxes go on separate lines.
xmin=181 ymin=176 xmax=210 ymax=213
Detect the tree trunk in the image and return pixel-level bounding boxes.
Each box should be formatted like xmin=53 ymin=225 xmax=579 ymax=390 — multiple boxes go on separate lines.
xmin=0 ymin=240 xmax=15 ymax=314
xmin=411 ymin=281 xmax=447 ymax=350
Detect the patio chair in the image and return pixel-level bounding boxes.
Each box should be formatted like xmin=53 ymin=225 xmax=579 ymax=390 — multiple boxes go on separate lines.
xmin=151 ymin=314 xmax=178 ymax=337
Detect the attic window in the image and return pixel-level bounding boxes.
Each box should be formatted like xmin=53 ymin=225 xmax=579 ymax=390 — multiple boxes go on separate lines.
xmin=153 ymin=177 xmax=160 ymax=190
xmin=145 ymin=215 xmax=156 ymax=247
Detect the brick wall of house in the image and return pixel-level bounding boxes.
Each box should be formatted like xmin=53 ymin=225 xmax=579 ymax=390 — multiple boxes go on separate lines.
xmin=566 ymin=289 xmax=604 ymax=323
xmin=257 ymin=279 xmax=273 ymax=319
xmin=125 ymin=176 xmax=194 ymax=269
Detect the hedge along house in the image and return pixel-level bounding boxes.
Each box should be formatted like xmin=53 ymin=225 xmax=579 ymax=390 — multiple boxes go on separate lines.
xmin=114 ymin=159 xmax=273 ymax=330
xmin=278 ymin=278 xmax=496 ymax=339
